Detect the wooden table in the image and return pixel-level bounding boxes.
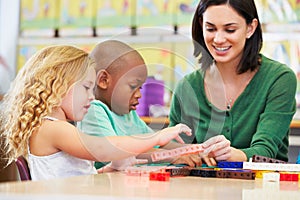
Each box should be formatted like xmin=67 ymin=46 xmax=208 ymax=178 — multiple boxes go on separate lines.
xmin=0 ymin=172 xmax=299 ymax=199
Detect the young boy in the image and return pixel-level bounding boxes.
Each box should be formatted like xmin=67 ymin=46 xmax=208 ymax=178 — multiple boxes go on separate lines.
xmin=77 ymin=40 xmax=155 ymax=170
xmin=77 ymin=40 xmax=203 ymax=171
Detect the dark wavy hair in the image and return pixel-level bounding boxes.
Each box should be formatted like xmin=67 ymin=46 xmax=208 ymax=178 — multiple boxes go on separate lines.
xmin=192 ymin=0 xmax=263 ymax=74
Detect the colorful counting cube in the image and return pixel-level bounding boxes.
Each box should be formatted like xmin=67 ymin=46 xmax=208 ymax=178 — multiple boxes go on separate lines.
xmin=149 ymin=172 xmax=170 ymax=181
xmin=280 ymin=172 xmax=299 ymax=182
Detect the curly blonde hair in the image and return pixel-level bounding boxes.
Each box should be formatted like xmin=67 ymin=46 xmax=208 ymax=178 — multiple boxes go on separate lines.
xmin=0 ymin=45 xmax=95 ymax=165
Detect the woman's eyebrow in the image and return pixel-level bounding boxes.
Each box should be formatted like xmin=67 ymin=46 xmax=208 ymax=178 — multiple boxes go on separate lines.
xmin=205 ymin=21 xmax=238 ymax=27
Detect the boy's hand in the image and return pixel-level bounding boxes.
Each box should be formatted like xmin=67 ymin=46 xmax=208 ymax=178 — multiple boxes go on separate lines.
xmin=171 ymin=153 xmax=202 ymax=167
xmin=199 ymin=155 xmax=217 ymax=166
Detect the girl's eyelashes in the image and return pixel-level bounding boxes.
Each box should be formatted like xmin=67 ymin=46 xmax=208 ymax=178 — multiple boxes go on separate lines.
xmin=83 ymin=81 xmax=95 ymax=91
xmin=83 ymin=84 xmax=93 ymax=90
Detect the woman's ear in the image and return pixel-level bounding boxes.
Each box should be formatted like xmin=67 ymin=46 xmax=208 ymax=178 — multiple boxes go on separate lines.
xmin=246 ymin=18 xmax=258 ymax=39
xmin=96 ymin=70 xmax=110 ymax=89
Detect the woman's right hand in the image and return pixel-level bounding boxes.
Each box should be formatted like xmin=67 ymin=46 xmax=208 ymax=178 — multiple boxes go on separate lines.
xmin=201 ymin=135 xmax=247 ymax=162
xmin=202 ymin=135 xmax=231 ymax=161
xmin=157 ymin=123 xmax=192 ymax=146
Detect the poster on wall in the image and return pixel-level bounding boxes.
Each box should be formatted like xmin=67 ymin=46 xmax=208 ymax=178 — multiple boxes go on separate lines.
xmin=134 ymin=0 xmax=175 ymax=28
xmin=172 ymin=41 xmax=197 ymax=88
xmin=95 ymin=0 xmax=133 ymax=30
xmin=288 ymin=0 xmax=300 ymax=22
xmin=260 ymin=0 xmax=298 ymax=24
xmin=261 ymin=40 xmax=292 ymax=69
xmin=59 ymin=0 xmax=95 ymax=36
xmin=20 ymin=0 xmax=59 ymax=35
xmin=174 ymin=0 xmax=198 ymax=28
xmin=132 ymin=42 xmax=172 ymax=85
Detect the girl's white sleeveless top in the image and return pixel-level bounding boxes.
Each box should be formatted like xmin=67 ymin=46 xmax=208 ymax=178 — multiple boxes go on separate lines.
xmin=28 ymin=116 xmax=97 ymax=180
xmin=28 ymin=150 xmax=97 ymax=180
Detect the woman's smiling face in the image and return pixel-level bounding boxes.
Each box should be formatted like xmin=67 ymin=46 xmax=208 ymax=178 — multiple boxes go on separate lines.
xmin=202 ymin=5 xmax=251 ymax=66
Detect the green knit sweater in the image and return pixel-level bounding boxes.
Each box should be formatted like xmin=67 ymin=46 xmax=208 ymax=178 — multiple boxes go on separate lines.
xmin=169 ymin=54 xmax=297 ymax=161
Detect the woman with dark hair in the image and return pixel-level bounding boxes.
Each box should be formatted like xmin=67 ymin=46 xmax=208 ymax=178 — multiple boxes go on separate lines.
xmin=169 ymin=0 xmax=297 ymax=164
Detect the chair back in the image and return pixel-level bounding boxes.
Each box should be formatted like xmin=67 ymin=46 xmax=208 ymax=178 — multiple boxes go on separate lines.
xmin=15 ymin=156 xmax=31 ymax=181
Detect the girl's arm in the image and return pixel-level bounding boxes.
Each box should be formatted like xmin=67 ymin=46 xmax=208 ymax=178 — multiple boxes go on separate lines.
xmin=51 ymin=121 xmax=192 ymax=162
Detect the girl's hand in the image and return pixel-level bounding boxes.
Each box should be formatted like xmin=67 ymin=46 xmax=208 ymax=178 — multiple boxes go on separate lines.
xmin=157 ymin=124 xmax=192 ymax=146
xmin=202 ymin=135 xmax=231 ymax=161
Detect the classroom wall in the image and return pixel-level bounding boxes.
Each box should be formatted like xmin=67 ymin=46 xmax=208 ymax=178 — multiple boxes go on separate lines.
xmin=0 ymin=0 xmax=20 ymax=182
xmin=0 ymin=0 xmax=19 ymax=77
